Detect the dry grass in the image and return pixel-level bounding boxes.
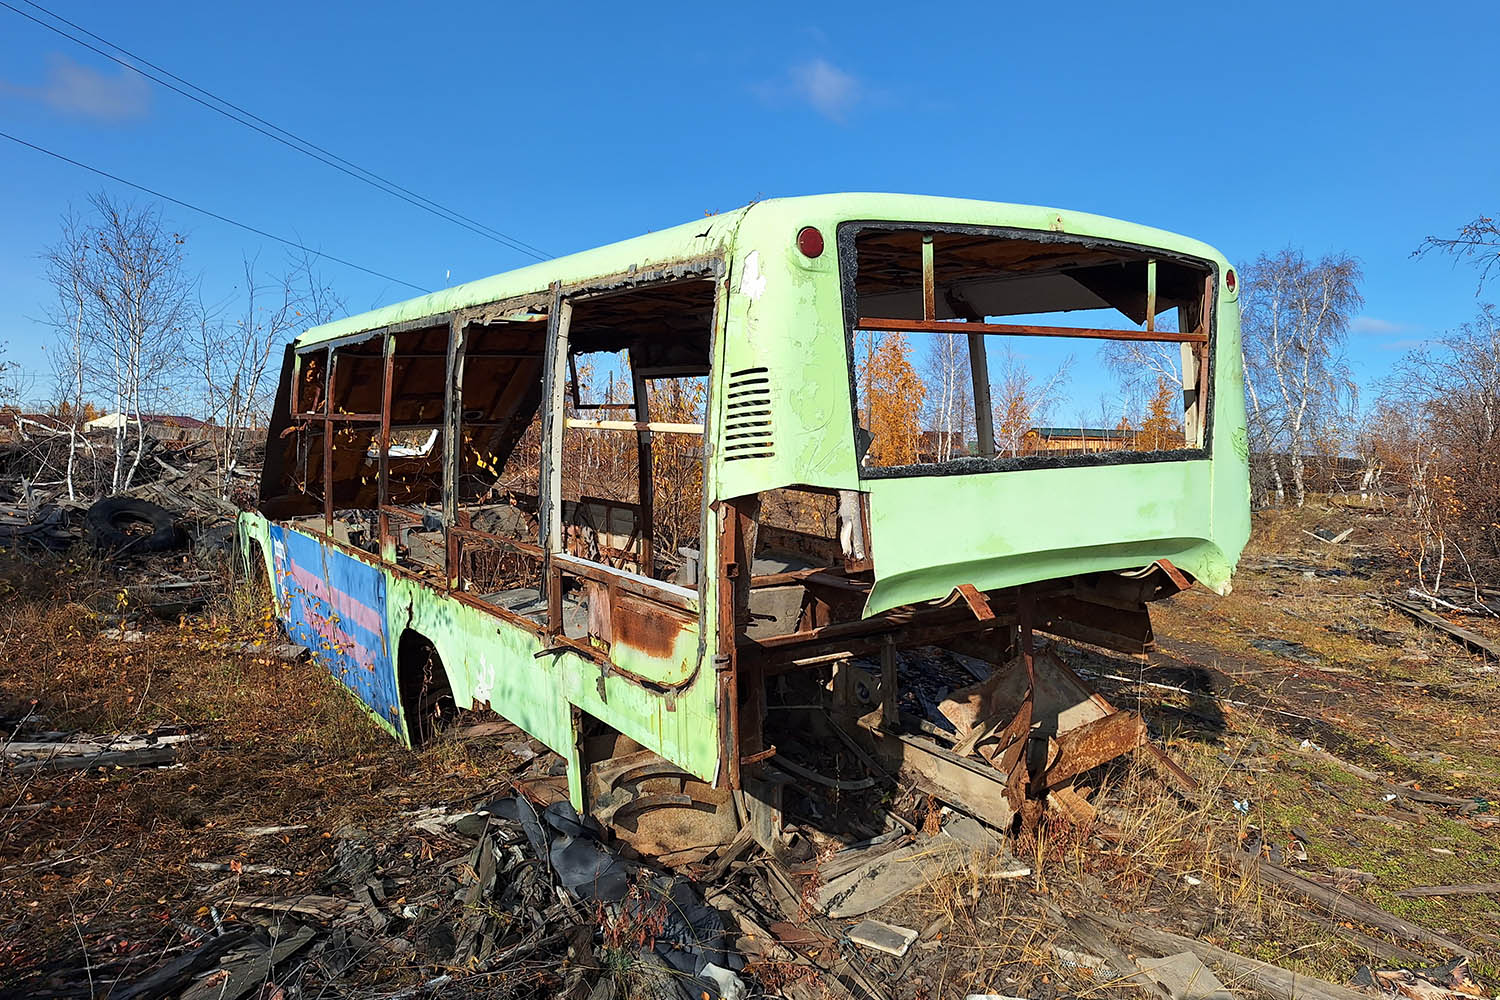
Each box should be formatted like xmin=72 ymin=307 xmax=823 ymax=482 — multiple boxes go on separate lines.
xmin=0 ymin=548 xmax=524 ymax=994
xmin=2 ymin=498 xmax=1498 ymax=997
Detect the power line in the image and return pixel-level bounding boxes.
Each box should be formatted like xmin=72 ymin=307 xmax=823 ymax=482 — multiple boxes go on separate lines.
xmin=2 ymin=0 xmax=551 ymax=261
xmin=1 ymin=129 xmax=430 ymax=294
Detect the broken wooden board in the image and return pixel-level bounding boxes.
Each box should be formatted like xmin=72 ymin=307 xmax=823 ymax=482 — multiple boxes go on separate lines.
xmin=1083 ymin=909 xmax=1375 ymax=1000
xmin=1392 ymin=883 xmax=1500 ymax=898
xmin=853 ymin=719 xmax=1016 ymax=830
xmin=1385 ymin=597 xmax=1500 ymax=659
xmin=1227 ymin=852 xmax=1475 ymax=958
xmin=815 ymin=832 xmax=971 ymax=918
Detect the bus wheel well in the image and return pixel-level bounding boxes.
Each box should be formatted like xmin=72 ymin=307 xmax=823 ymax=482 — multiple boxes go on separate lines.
xmin=397 ymin=630 xmax=454 ymax=746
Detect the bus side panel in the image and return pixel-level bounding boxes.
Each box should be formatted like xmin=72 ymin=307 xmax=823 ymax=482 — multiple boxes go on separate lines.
xmin=268 ymin=524 xmax=401 ymax=734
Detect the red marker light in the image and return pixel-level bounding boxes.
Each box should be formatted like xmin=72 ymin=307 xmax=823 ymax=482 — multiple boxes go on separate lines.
xmin=796 ymin=226 xmax=824 ymax=259
xmin=1225 ymin=269 xmax=1237 ymax=292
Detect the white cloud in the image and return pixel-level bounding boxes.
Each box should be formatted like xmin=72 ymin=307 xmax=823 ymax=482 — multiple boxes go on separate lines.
xmin=0 ymin=53 xmax=151 ymax=121
xmin=757 ymin=58 xmax=862 ymax=122
xmin=1350 ymin=315 xmax=1405 ymax=335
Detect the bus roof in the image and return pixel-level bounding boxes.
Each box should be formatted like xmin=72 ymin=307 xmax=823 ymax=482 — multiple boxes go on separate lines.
xmin=294 ymin=193 xmax=1227 ymax=349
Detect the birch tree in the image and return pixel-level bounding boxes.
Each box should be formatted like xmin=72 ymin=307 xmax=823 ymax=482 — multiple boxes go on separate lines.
xmin=42 ymin=211 xmax=92 ymax=500
xmin=1419 ymin=215 xmax=1500 ymax=293
xmin=991 ymin=346 xmax=1072 ymax=457
xmin=1382 ymin=305 xmax=1500 ymax=572
xmin=45 ymin=193 xmax=191 ymax=493
xmin=922 ymin=333 xmax=973 ymax=461
xmin=1239 ymin=249 xmax=1362 ymax=507
xmin=190 ymin=252 xmax=342 ymax=496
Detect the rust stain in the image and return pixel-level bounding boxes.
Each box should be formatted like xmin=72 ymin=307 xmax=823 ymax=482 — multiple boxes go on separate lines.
xmin=611 ymin=592 xmax=690 ymax=659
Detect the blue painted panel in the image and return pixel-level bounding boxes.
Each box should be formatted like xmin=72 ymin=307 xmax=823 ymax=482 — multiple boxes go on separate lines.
xmin=268 ymin=525 xmax=401 ymax=731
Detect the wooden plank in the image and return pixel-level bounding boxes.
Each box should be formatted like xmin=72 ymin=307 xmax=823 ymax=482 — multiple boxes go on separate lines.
xmin=1392 ymin=883 xmax=1500 ymax=898
xmin=1386 ymin=597 xmax=1500 ymax=658
xmin=9 ymin=746 xmax=179 ymax=772
xmin=1081 ymin=909 xmax=1394 ymax=1000
xmin=1229 ymin=852 xmax=1475 ymax=957
xmin=853 ymin=718 xmax=1016 ymax=830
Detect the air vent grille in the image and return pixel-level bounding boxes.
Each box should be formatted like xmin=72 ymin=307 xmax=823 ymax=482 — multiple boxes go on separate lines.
xmin=723 ymin=366 xmax=774 ymax=462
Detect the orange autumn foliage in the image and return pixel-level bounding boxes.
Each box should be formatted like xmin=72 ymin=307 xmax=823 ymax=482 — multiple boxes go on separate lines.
xmin=859 ymin=332 xmax=926 ymax=467
xmin=1134 ymin=377 xmax=1184 ymax=451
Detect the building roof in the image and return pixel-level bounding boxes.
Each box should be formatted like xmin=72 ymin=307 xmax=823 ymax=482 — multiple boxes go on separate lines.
xmin=1030 ymin=426 xmax=1133 ymax=440
xmin=85 ymin=412 xmax=210 ymax=430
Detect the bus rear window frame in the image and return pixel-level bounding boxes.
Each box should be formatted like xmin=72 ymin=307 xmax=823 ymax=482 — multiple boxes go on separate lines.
xmin=835 ymin=219 xmax=1219 ymax=481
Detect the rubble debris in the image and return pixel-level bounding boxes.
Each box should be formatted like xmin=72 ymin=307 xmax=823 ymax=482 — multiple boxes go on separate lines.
xmin=1051 ymin=944 xmax=1107 ymax=971
xmin=0 ymin=502 xmax=73 ymax=549
xmin=179 ymin=922 xmax=316 ymax=1000
xmin=848 ymin=918 xmax=918 ymax=958
xmin=1136 ymin=951 xmax=1237 ymax=1000
xmin=0 ymin=427 xmax=250 ymax=556
xmin=1354 ymin=958 xmax=1485 ymax=1000
xmin=815 ymin=825 xmax=975 ymax=918
xmin=109 ymin=928 xmax=257 ymax=1000
xmin=2 ymin=725 xmax=197 ymax=772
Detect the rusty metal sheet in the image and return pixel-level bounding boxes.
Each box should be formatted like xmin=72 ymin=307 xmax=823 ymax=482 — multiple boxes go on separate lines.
xmin=611 ymin=592 xmax=693 ymax=659
xmin=1040 ymin=709 xmax=1147 ymax=791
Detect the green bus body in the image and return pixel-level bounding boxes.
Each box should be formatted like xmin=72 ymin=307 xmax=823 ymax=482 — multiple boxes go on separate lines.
xmin=239 ymin=193 xmax=1249 ymax=809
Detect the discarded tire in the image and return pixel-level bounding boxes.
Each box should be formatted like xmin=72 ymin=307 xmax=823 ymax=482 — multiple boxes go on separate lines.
xmin=85 ymin=496 xmax=182 ymax=554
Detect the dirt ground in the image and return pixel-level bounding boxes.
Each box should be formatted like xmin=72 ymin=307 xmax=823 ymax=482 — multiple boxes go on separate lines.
xmin=2 ymin=499 xmax=1497 ymax=999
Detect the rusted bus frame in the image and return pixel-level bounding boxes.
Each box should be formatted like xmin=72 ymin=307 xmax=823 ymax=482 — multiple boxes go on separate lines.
xmin=278 ymin=512 xmax=708 ymax=710
xmin=540 ymin=256 xmax=727 ymax=645
xmin=553 ymin=551 xmax=697 ymax=613
xmin=442 ymin=314 xmax=463 ymax=588
xmin=716 ymin=495 xmax=758 ymax=790
xmin=378 ymin=332 xmax=395 ymax=560
xmin=447 ymin=524 xmax=544 ymax=595
xmin=323 ymin=349 xmax=335 ymax=531
xmin=270 ymin=257 xmax=729 ymax=730
xmin=563 ymin=418 xmax=705 ymax=434
xmin=288 ymin=313 xmax=458 ymax=543
xmin=290 ymin=411 xmax=383 ymax=422
xmin=744 ymin=602 xmax=1025 ymax=675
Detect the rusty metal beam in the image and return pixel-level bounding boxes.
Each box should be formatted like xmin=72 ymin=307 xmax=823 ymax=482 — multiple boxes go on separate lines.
xmin=859 ymin=316 xmax=1209 ymax=344
xmin=378 ymin=332 xmax=395 ymax=562
xmin=552 ymin=551 xmax=696 ymax=613
xmin=921 ymin=234 xmax=936 ymax=321
xmin=442 ymin=317 xmax=463 ymax=589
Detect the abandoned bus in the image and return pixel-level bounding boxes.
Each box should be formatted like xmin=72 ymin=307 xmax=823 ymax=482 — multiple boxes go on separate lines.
xmin=240 ymin=193 xmax=1249 ymax=842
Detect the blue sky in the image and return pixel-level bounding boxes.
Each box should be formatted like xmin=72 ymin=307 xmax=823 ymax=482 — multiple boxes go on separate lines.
xmin=2 ymin=0 xmax=1497 ymax=410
